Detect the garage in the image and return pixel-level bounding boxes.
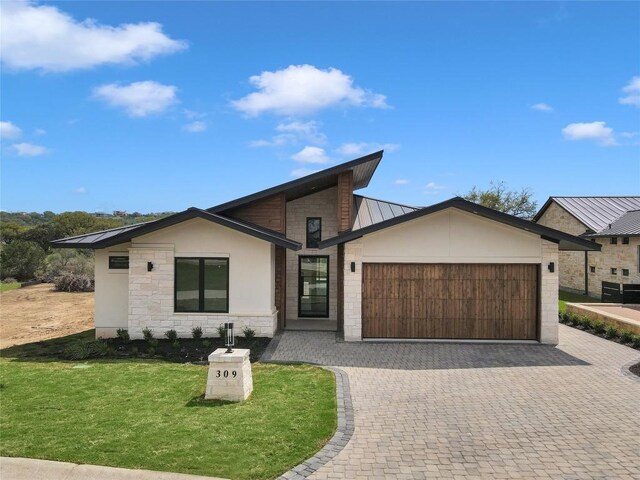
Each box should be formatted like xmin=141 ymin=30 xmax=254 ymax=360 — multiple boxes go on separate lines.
xmin=362 ymin=263 xmax=539 ymax=340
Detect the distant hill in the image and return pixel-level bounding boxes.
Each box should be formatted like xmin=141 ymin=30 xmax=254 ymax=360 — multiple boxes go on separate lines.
xmin=0 ymin=211 xmax=175 ymax=228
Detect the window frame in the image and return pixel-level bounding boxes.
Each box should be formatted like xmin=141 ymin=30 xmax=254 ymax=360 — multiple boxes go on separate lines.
xmin=174 ymin=257 xmax=229 ymax=313
xmin=622 ymin=237 xmax=630 ymax=245
xmin=622 ymin=268 xmax=630 ymax=277
xmin=306 ymin=217 xmax=322 ymax=249
xmin=298 ymin=255 xmax=330 ymax=318
xmin=610 ymin=237 xmax=618 ymax=245
xmin=589 ymin=266 xmax=596 ymax=274
xmin=611 ymin=267 xmax=617 ymax=275
xmin=108 ymin=255 xmax=129 ymax=269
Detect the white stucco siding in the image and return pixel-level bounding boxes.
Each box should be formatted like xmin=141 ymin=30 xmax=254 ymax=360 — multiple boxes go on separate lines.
xmin=361 ymin=209 xmax=543 ymax=263
xmin=94 ymin=244 xmax=130 ymax=338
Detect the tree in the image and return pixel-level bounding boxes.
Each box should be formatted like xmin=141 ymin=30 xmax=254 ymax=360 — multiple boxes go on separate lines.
xmin=462 ymin=181 xmax=538 ymax=219
xmin=0 ymin=240 xmax=46 ymax=281
xmin=0 ymin=222 xmax=28 ymax=244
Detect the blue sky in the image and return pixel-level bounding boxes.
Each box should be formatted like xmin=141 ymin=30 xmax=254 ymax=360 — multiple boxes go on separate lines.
xmin=1 ymin=1 xmax=639 ymax=214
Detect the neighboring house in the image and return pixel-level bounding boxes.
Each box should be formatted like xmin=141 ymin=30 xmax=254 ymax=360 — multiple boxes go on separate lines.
xmin=53 ymin=151 xmax=597 ymax=344
xmin=535 ymin=197 xmax=640 ymax=297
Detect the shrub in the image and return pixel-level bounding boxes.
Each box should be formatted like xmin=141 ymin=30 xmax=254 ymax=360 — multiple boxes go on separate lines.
xmin=0 ymin=240 xmax=45 ymax=281
xmin=142 ymin=327 xmax=154 ymax=342
xmin=44 ymin=250 xmax=94 ymax=282
xmin=620 ymin=330 xmax=634 ymax=344
xmin=242 ymin=327 xmax=256 ymax=341
xmin=116 ymin=328 xmax=130 ymax=343
xmin=147 ymin=346 xmax=156 ymax=356
xmin=172 ymin=340 xmax=181 ymax=349
xmin=578 ymin=316 xmax=593 ymax=330
xmin=192 ymin=326 xmax=203 ymax=340
xmin=63 ymin=343 xmax=92 ymax=360
xmin=164 ymin=329 xmax=178 ymax=343
xmin=592 ymin=320 xmax=606 ymax=334
xmin=130 ymin=346 xmax=139 ymax=356
xmin=217 ymin=324 xmax=227 ymax=339
xmin=605 ymin=325 xmax=618 ymax=339
xmin=202 ymin=339 xmax=212 ymax=348
xmin=632 ymin=335 xmax=640 ymax=349
xmin=1 ymin=277 xmax=18 ymax=284
xmin=89 ymin=339 xmax=110 ymax=357
xmin=558 ymin=312 xmax=570 ymax=324
xmin=53 ymin=272 xmax=94 ymax=292
xmin=565 ymin=313 xmax=578 ymax=326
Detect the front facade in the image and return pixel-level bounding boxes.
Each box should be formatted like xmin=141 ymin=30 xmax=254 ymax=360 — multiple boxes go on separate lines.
xmin=535 ymin=197 xmax=640 ymax=297
xmin=54 ymin=152 xmax=598 ymax=344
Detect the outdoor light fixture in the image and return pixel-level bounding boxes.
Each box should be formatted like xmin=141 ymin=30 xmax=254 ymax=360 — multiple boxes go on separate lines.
xmin=225 ymin=322 xmax=235 ymax=353
xmin=351 ymin=262 xmax=356 ymax=272
xmin=147 ymin=262 xmax=154 ymax=272
xmin=548 ymin=262 xmax=555 ymax=273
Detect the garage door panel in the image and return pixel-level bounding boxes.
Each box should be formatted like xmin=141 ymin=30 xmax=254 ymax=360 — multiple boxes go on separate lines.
xmin=362 ymin=263 xmax=538 ymax=340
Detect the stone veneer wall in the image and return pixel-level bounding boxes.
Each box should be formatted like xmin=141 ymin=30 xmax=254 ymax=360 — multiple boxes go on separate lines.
xmin=540 ymin=240 xmax=559 ymax=344
xmin=128 ymin=246 xmax=277 ymax=339
xmin=286 ymin=187 xmax=339 ymax=321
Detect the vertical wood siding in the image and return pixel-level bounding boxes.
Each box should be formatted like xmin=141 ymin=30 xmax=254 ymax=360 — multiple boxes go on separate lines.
xmin=227 ymin=193 xmax=286 ymax=233
xmin=337 ymin=171 xmax=353 ymax=232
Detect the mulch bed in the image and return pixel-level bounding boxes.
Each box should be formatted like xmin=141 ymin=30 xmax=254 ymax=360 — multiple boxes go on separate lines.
xmin=630 ymin=362 xmax=640 ymax=378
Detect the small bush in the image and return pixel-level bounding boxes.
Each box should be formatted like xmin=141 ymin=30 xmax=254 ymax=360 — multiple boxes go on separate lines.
xmin=1 ymin=277 xmax=18 ymax=284
xmin=592 ymin=320 xmax=606 ymax=334
xmin=147 ymin=346 xmax=156 ymax=356
xmin=631 ymin=335 xmax=640 ymax=349
xmin=578 ymin=316 xmax=593 ymax=330
xmin=63 ymin=343 xmax=92 ymax=360
xmin=172 ymin=340 xmax=181 ymax=349
xmin=90 ymin=339 xmax=110 ymax=357
xmin=242 ymin=327 xmax=256 ymax=341
xmin=142 ymin=327 xmax=154 ymax=342
xmin=620 ymin=330 xmax=634 ymax=344
xmin=202 ymin=339 xmax=212 ymax=348
xmin=192 ymin=326 xmax=203 ymax=340
xmin=164 ymin=329 xmax=178 ymax=343
xmin=605 ymin=325 xmax=618 ymax=339
xmin=116 ymin=328 xmax=130 ymax=343
xmin=217 ymin=324 xmax=227 ymax=339
xmin=53 ymin=272 xmax=94 ymax=292
xmin=565 ymin=313 xmax=578 ymax=326
xmin=130 ymin=346 xmax=139 ymax=356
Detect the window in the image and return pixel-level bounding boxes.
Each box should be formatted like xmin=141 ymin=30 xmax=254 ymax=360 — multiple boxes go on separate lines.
xmin=108 ymin=256 xmax=129 ymax=269
xmin=622 ymin=237 xmax=630 ymax=245
xmin=611 ymin=268 xmax=617 ymax=275
xmin=175 ymin=258 xmax=229 ymax=313
xmin=590 ymin=266 xmax=596 ymax=273
xmin=622 ymin=268 xmax=630 ymax=277
xmin=298 ymin=256 xmax=329 ymax=318
xmin=306 ymin=217 xmax=322 ymax=248
xmin=610 ymin=237 xmax=618 ymax=245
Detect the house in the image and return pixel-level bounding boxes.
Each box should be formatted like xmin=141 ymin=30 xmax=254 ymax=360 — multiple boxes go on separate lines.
xmin=53 ymin=151 xmax=598 ymax=344
xmin=534 ymin=197 xmax=640 ymax=297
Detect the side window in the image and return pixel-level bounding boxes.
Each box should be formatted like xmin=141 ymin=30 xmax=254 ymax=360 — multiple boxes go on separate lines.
xmin=108 ymin=256 xmax=129 ymax=269
xmin=622 ymin=237 xmax=629 ymax=245
xmin=306 ymin=217 xmax=322 ymax=248
xmin=610 ymin=237 xmax=618 ymax=245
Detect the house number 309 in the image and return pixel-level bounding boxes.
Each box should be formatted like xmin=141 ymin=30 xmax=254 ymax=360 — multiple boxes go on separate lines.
xmin=216 ymin=370 xmax=237 ymax=378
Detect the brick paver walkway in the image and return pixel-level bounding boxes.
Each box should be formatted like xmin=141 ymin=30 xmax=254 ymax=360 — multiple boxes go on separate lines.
xmin=270 ymin=325 xmax=640 ymax=479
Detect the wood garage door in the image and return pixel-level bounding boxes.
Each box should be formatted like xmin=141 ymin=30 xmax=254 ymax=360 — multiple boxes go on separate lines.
xmin=362 ymin=264 xmax=538 ymax=340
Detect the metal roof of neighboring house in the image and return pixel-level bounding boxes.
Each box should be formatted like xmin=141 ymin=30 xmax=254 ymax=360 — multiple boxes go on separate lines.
xmin=319 ymin=197 xmax=601 ymax=252
xmin=51 ymin=208 xmax=302 ymax=250
xmin=352 ymin=195 xmax=420 ymax=230
xmin=584 ymin=210 xmax=640 ymax=237
xmin=208 ymin=151 xmax=383 ymax=213
xmin=534 ymin=197 xmax=640 ymax=233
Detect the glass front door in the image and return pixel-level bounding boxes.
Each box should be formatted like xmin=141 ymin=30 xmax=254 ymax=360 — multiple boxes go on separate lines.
xmin=298 ymin=256 xmax=329 ymax=318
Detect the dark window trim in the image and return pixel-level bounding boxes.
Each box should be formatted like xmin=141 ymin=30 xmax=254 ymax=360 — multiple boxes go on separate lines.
xmin=622 ymin=268 xmax=630 ymax=277
xmin=589 ymin=266 xmax=596 ymax=273
xmin=611 ymin=267 xmax=617 ymax=275
xmin=174 ymin=257 xmax=229 ymax=313
xmin=108 ymin=255 xmax=129 ymax=269
xmin=306 ymin=217 xmax=322 ymax=249
xmin=610 ymin=237 xmax=618 ymax=245
xmin=622 ymin=237 xmax=630 ymax=245
xmin=298 ymin=255 xmax=330 ymax=318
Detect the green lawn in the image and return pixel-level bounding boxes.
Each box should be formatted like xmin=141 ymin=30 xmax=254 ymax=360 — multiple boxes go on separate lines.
xmin=0 ymin=359 xmax=336 ymax=480
xmin=0 ymin=282 xmax=20 ymax=293
xmin=559 ymin=290 xmax=598 ymax=312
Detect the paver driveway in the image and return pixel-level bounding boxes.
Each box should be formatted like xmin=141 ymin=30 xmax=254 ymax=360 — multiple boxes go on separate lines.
xmin=269 ymin=325 xmax=640 ymax=479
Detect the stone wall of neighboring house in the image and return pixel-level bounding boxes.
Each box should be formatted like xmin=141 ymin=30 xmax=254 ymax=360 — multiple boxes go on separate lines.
xmin=536 ymin=201 xmax=640 ymax=297
xmin=285 ymin=187 xmax=339 ymax=321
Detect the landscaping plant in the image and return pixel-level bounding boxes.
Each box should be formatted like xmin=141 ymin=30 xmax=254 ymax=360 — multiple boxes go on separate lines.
xmin=191 ymin=326 xmax=203 ymax=340
xmin=164 ymin=329 xmax=178 ymax=343
xmin=242 ymin=327 xmax=256 ymax=341
xmin=116 ymin=328 xmax=130 ymax=343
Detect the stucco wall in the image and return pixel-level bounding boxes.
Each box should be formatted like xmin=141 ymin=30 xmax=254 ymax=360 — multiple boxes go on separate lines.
xmin=94 ymin=244 xmax=130 ymax=338
xmin=126 ymin=218 xmax=277 ymax=339
xmin=341 ymin=208 xmax=559 ymax=344
xmin=286 ymin=187 xmax=339 ymax=321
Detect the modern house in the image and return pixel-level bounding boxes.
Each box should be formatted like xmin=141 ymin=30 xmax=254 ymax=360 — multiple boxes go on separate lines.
xmin=53 ymin=151 xmax=598 ymax=344
xmin=534 ymin=197 xmax=640 ymax=297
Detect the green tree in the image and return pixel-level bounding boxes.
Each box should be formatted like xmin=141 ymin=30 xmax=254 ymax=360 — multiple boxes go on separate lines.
xmin=0 ymin=222 xmax=28 ymax=244
xmin=0 ymin=240 xmax=46 ymax=281
xmin=53 ymin=212 xmax=119 ymax=237
xmin=462 ymin=181 xmax=538 ymax=219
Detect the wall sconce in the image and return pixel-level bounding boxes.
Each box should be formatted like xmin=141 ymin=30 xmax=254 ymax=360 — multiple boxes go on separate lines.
xmin=548 ymin=262 xmax=555 ymax=273
xmin=147 ymin=262 xmax=154 ymax=272
xmin=351 ymin=262 xmax=356 ymax=272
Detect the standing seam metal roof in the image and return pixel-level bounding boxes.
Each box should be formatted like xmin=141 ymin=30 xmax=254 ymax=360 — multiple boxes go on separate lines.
xmin=585 ymin=210 xmax=640 ymax=236
xmin=352 ymin=195 xmax=420 ymax=230
xmin=550 ymin=197 xmax=640 ymax=233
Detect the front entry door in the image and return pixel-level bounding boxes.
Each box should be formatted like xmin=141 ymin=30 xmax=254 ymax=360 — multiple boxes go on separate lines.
xmin=298 ymin=256 xmax=329 ymax=318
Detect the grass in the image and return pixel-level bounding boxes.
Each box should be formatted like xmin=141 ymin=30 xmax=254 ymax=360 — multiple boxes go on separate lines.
xmin=0 ymin=282 xmax=20 ymax=293
xmin=558 ymin=290 xmax=598 ymax=313
xmin=0 ymin=359 xmax=336 ymax=480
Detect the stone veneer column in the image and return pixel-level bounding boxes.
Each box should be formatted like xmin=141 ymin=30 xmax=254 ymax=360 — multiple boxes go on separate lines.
xmin=343 ymin=240 xmax=363 ymax=341
xmin=540 ymin=239 xmax=559 ymax=345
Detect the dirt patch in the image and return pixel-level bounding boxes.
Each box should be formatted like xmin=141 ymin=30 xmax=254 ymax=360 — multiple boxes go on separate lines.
xmin=0 ymin=284 xmax=94 ymax=349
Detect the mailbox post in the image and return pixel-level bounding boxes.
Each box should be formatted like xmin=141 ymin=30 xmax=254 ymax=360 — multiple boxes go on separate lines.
xmin=205 ymin=323 xmax=252 ymax=401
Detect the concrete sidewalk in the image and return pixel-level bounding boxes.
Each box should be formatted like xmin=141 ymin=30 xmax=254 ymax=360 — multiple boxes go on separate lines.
xmin=0 ymin=457 xmax=227 ymax=480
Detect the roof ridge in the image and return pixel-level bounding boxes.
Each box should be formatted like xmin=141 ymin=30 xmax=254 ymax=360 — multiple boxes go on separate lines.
xmin=550 ymin=195 xmax=640 ymax=199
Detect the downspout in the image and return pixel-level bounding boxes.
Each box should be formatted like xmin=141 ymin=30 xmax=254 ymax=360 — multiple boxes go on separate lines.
xmin=584 ymin=251 xmax=589 ymax=296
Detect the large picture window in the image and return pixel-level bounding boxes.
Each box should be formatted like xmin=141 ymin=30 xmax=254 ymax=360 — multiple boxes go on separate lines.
xmin=175 ymin=258 xmax=229 ymax=313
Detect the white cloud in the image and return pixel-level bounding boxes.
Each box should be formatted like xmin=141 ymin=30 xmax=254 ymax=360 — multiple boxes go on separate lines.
xmin=183 ymin=121 xmax=207 ymax=133
xmin=291 ymin=146 xmax=331 ymax=164
xmin=0 ymin=121 xmax=22 ymax=139
xmin=620 ymin=131 xmax=639 ymax=139
xmin=74 ymin=186 xmax=87 ymax=194
xmin=562 ymin=121 xmax=617 ymax=146
xmin=291 ymin=167 xmax=320 ymax=178
xmin=12 ymin=142 xmax=48 ymax=156
xmin=93 ymin=81 xmax=178 ymax=117
xmin=34 ymin=128 xmax=46 ymax=135
xmin=336 ymin=142 xmax=400 ymax=157
xmin=249 ymin=135 xmax=295 ymax=148
xmin=424 ymin=181 xmax=446 ymax=195
xmin=232 ymin=64 xmax=389 ymax=116
xmin=619 ymin=76 xmax=640 ymax=107
xmin=276 ymin=121 xmax=326 ymax=144
xmin=183 ymin=109 xmax=206 ymax=120
xmin=531 ymin=103 xmax=554 ymax=112
xmin=394 ymin=179 xmax=409 ymax=185
xmin=0 ymin=0 xmax=186 ymax=72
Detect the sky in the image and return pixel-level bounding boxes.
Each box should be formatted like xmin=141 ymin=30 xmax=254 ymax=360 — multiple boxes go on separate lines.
xmin=1 ymin=1 xmax=639 ymax=214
